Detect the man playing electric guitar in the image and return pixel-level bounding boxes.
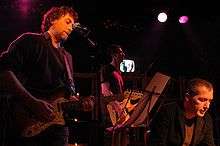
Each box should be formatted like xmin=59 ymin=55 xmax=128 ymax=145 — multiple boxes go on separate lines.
xmin=100 ymin=44 xmax=128 ymax=146
xmin=0 ymin=6 xmax=94 ymax=146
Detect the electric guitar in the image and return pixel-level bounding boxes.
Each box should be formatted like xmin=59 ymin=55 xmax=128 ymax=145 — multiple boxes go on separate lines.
xmin=106 ymin=90 xmax=143 ymax=126
xmin=13 ymin=94 xmax=94 ymax=137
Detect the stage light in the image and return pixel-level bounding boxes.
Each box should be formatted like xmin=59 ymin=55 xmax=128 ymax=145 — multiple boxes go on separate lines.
xmin=18 ymin=0 xmax=32 ymax=17
xmin=178 ymin=16 xmax=189 ymax=24
xmin=157 ymin=12 xmax=168 ymax=23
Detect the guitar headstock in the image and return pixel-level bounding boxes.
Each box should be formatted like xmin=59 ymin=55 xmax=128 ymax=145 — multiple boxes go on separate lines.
xmin=123 ymin=89 xmax=143 ymax=100
xmin=130 ymin=90 xmax=143 ymax=100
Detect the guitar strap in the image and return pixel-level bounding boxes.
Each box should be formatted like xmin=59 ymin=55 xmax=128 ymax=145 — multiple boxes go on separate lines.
xmin=63 ymin=51 xmax=73 ymax=81
xmin=62 ymin=50 xmax=76 ymax=95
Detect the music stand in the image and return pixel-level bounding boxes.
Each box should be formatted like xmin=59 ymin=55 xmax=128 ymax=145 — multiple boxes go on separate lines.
xmin=120 ymin=72 xmax=170 ymax=128
xmin=122 ymin=72 xmax=170 ymax=145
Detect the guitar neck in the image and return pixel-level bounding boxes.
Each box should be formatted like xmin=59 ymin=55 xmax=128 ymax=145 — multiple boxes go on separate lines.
xmin=59 ymin=95 xmax=94 ymax=112
xmin=102 ymin=94 xmax=124 ymax=103
xmin=58 ymin=99 xmax=82 ymax=112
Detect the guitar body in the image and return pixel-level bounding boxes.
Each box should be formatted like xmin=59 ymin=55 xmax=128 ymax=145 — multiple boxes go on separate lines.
xmin=14 ymin=97 xmax=67 ymax=137
xmin=107 ymin=100 xmax=130 ymax=126
xmin=106 ymin=90 xmax=143 ymax=126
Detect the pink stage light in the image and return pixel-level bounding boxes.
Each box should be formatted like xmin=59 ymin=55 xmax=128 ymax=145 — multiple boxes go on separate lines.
xmin=18 ymin=0 xmax=31 ymax=16
xmin=179 ymin=16 xmax=189 ymax=24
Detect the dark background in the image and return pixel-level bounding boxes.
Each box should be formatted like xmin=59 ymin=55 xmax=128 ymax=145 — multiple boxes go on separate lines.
xmin=1 ymin=0 xmax=220 ymax=93
xmin=1 ymin=1 xmax=219 ymax=72
xmin=1 ymin=0 xmax=220 ymax=97
xmin=1 ymin=0 xmax=220 ymax=144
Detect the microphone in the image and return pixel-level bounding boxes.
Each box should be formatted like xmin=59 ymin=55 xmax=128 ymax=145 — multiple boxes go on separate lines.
xmin=73 ymin=23 xmax=89 ymax=32
xmin=73 ymin=23 xmax=91 ymax=37
xmin=73 ymin=23 xmax=97 ymax=48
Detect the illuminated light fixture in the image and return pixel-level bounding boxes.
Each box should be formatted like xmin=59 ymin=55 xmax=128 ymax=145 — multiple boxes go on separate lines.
xmin=74 ymin=118 xmax=78 ymax=122
xmin=157 ymin=12 xmax=168 ymax=23
xmin=178 ymin=16 xmax=189 ymax=24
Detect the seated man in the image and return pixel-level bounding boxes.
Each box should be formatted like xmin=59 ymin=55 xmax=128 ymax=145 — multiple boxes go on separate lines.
xmin=148 ymin=78 xmax=215 ymax=146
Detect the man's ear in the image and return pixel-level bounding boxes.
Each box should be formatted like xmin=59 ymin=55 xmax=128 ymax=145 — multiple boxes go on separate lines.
xmin=50 ymin=18 xmax=57 ymax=25
xmin=112 ymin=55 xmax=117 ymax=60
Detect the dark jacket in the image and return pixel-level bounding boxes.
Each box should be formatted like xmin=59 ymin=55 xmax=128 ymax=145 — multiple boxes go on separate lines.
xmin=148 ymin=102 xmax=215 ymax=146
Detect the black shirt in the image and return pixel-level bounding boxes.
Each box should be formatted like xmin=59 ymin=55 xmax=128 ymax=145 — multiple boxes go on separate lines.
xmin=0 ymin=32 xmax=73 ymax=98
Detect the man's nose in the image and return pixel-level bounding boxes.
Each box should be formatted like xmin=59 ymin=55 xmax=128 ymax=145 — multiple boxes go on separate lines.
xmin=69 ymin=25 xmax=73 ymax=32
xmin=68 ymin=24 xmax=74 ymax=32
xmin=204 ymin=101 xmax=211 ymax=109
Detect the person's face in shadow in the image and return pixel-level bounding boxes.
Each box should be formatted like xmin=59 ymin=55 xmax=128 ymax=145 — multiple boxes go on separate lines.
xmin=186 ymin=86 xmax=213 ymax=117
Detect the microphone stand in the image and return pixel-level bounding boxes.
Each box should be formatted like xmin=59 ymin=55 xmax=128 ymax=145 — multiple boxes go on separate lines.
xmin=125 ymin=86 xmax=160 ymax=145
xmin=74 ymin=23 xmax=97 ymax=48
xmin=144 ymin=86 xmax=168 ymax=144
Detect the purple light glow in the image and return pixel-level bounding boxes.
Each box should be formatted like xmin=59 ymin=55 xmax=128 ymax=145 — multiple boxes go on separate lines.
xmin=179 ymin=16 xmax=189 ymax=24
xmin=19 ymin=0 xmax=31 ymax=17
